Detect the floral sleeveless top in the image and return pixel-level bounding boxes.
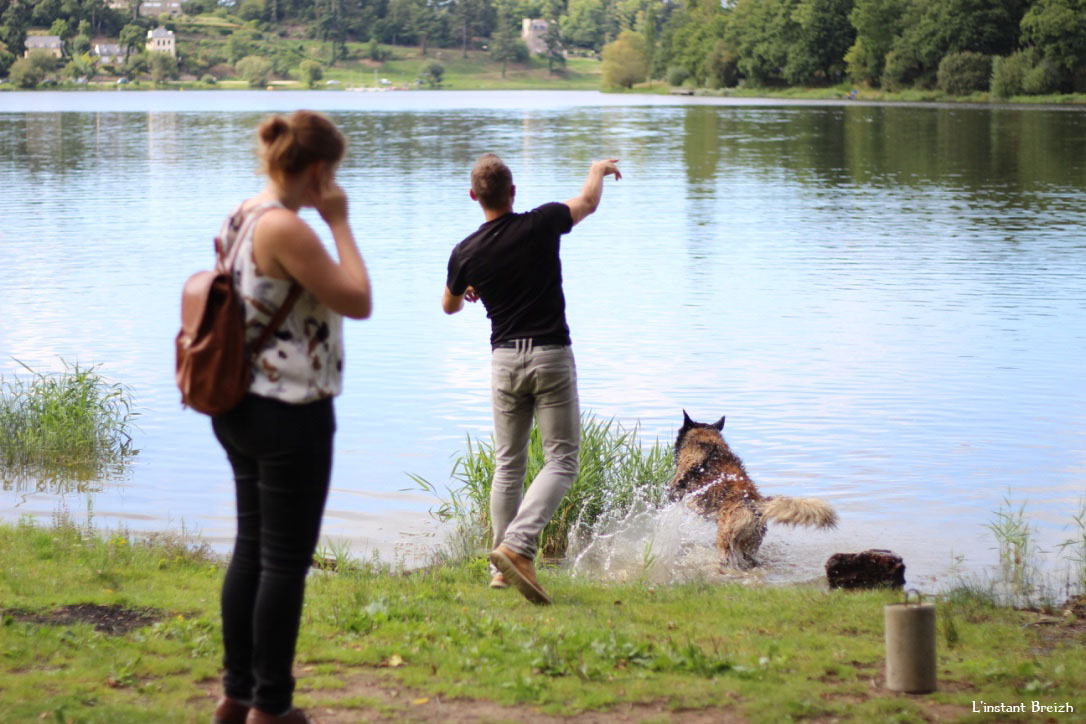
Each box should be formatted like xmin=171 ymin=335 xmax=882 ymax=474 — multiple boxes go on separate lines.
xmin=219 ymin=200 xmax=344 ymax=403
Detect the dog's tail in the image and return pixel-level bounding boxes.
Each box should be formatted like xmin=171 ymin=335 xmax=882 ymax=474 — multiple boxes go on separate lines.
xmin=759 ymin=496 xmax=837 ymax=529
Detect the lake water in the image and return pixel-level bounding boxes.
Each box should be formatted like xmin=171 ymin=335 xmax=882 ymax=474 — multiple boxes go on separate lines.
xmin=2 ymin=90 xmax=1084 ymax=590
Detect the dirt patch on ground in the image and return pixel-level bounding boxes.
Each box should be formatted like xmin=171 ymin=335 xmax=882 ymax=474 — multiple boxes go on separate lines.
xmin=196 ymin=667 xmax=748 ymax=723
xmin=3 ymin=603 xmax=162 ymax=635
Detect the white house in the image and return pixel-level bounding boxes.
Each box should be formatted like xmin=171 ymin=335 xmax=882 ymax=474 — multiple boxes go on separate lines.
xmin=93 ymin=42 xmax=125 ymax=66
xmin=24 ymin=35 xmax=63 ymax=58
xmin=146 ymin=26 xmax=176 ymax=57
xmin=521 ymin=18 xmax=549 ymax=56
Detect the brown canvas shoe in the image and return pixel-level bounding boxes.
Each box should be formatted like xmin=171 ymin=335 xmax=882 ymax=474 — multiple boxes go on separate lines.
xmin=489 ymin=545 xmax=552 ymax=605
xmin=489 ymin=573 xmax=510 ymax=589
xmin=212 ymin=696 xmax=249 ymax=724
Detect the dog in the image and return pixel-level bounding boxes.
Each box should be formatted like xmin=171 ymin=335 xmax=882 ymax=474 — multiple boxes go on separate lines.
xmin=667 ymin=411 xmax=837 ymax=570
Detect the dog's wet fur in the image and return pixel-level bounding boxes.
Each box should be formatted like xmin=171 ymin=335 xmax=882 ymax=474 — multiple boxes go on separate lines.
xmin=667 ymin=411 xmax=838 ymax=570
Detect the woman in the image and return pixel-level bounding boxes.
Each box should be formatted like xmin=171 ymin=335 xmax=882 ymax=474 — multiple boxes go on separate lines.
xmin=211 ymin=110 xmax=371 ymax=724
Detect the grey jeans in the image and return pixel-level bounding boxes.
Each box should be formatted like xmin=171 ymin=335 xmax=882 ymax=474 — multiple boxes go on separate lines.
xmin=490 ymin=341 xmax=580 ymax=561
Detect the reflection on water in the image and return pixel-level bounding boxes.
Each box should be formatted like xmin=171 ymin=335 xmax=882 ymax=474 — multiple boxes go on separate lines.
xmin=1 ymin=92 xmax=1084 ymax=586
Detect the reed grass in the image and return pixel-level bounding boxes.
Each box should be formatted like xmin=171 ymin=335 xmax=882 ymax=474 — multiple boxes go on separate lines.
xmin=0 ymin=360 xmax=137 ymax=477
xmin=1058 ymin=496 xmax=1086 ymax=593
xmin=985 ymin=494 xmax=1042 ymax=602
xmin=410 ymin=413 xmax=673 ymax=559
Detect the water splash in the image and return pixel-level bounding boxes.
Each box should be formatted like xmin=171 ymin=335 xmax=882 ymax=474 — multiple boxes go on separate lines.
xmin=564 ymin=491 xmax=769 ymax=585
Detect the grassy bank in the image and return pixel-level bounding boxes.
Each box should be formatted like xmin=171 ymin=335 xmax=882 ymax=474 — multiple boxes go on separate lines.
xmin=634 ymin=80 xmax=1086 ymax=106
xmin=1 ymin=514 xmax=1084 ymax=723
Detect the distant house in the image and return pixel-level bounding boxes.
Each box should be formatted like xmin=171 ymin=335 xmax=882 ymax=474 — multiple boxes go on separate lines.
xmin=146 ymin=26 xmax=176 ymax=57
xmin=93 ymin=43 xmax=125 ymax=66
xmin=521 ymin=18 xmax=549 ymax=56
xmin=24 ymin=35 xmax=63 ymax=59
xmin=106 ymin=0 xmax=129 ymax=10
xmin=140 ymin=0 xmax=182 ymax=16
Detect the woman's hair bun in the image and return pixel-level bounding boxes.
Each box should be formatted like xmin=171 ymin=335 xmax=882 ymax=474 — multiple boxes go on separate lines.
xmin=258 ymin=115 xmax=291 ymax=145
xmin=257 ymin=110 xmax=345 ymax=182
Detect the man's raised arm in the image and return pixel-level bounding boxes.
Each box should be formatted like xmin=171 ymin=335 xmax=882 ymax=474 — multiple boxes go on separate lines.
xmin=564 ymin=159 xmax=622 ymax=226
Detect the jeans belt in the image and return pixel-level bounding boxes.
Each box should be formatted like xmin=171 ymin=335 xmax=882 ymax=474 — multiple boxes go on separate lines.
xmin=493 ymin=338 xmax=568 ymax=350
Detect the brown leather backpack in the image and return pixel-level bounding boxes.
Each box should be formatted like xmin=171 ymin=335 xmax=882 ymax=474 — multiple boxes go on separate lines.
xmin=175 ymin=207 xmax=300 ymax=416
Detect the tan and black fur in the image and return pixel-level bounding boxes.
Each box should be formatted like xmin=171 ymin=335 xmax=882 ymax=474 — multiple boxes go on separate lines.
xmin=668 ymin=412 xmax=837 ymax=570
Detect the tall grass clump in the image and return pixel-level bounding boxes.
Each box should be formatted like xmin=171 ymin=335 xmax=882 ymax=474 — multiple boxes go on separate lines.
xmin=986 ymin=494 xmax=1042 ymax=603
xmin=1058 ymin=497 xmax=1086 ymax=595
xmin=411 ymin=413 xmax=673 ymax=559
xmin=0 ymin=360 xmax=137 ymax=477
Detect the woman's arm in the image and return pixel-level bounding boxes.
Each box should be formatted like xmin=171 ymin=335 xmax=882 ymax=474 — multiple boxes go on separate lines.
xmin=253 ymin=183 xmax=372 ymax=319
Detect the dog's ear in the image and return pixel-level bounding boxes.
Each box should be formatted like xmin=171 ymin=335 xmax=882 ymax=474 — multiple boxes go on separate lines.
xmin=682 ymin=410 xmax=694 ymax=429
xmin=712 ymin=415 xmax=725 ymax=430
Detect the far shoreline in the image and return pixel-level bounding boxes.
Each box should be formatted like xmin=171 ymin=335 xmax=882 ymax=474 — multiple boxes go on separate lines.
xmin=3 ymin=86 xmax=1085 ymax=114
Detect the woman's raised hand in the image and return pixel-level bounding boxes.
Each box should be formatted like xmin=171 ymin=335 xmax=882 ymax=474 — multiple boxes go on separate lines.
xmin=310 ymin=174 xmax=349 ymax=227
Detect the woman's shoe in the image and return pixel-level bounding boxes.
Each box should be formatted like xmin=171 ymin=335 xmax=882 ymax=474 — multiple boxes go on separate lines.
xmin=212 ymin=696 xmax=250 ymax=724
xmin=245 ymin=707 xmax=313 ymax=723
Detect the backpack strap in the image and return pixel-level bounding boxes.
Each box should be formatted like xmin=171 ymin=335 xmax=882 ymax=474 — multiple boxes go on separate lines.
xmin=248 ymin=283 xmax=302 ymax=358
xmin=216 ymin=200 xmax=283 ymax=274
xmin=214 ymin=199 xmax=303 ymax=359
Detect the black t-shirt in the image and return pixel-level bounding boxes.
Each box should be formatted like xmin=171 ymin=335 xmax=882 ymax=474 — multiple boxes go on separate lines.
xmin=446 ymin=202 xmax=574 ymax=348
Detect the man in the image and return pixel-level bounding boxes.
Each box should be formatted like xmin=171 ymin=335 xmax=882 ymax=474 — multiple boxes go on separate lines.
xmin=442 ymin=153 xmax=621 ymax=605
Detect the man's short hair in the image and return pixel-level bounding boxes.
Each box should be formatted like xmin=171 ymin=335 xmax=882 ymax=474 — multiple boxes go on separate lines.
xmin=471 ymin=153 xmax=513 ymax=210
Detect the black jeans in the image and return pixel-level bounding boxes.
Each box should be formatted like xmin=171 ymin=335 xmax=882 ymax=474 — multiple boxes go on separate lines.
xmin=212 ymin=393 xmax=335 ymax=715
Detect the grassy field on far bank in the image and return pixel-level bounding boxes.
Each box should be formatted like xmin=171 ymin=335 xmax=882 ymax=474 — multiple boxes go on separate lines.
xmin=1 ymin=515 xmax=1083 ymax=723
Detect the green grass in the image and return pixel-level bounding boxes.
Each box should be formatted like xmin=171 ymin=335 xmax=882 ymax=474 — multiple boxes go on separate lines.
xmin=1 ymin=514 xmax=1084 ymax=722
xmin=637 ymin=80 xmax=1086 ymax=106
xmin=314 ymin=47 xmax=601 ymax=90
xmin=0 ymin=360 xmax=137 ymax=485
xmin=410 ymin=413 xmax=673 ymax=560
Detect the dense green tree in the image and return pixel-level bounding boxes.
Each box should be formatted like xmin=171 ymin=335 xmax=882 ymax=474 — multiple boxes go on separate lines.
xmin=48 ymin=17 xmax=70 ymax=41
xmin=601 ymin=27 xmax=646 ymax=86
xmin=1 ymin=0 xmax=32 ymax=54
xmin=119 ymin=22 xmax=145 ymax=60
xmin=452 ymin=0 xmax=490 ymax=57
xmin=313 ymin=0 xmax=347 ymax=61
xmin=26 ymin=44 xmax=57 ymax=72
xmin=936 ymin=49 xmax=990 ymax=93
xmin=62 ymin=51 xmax=94 ymax=79
xmin=542 ymin=0 xmax=565 ymax=72
xmin=238 ymin=0 xmax=265 ymax=22
xmin=148 ymin=48 xmax=178 ymax=82
xmin=787 ymin=0 xmax=854 ymax=84
xmin=9 ymin=55 xmax=42 ymax=86
xmin=658 ymin=0 xmax=728 ymax=87
xmin=236 ymin=53 xmax=273 ymax=85
xmin=562 ymin=0 xmax=604 ymax=51
xmin=0 ymin=39 xmax=13 ymax=75
xmin=298 ymin=57 xmax=322 ymax=86
xmin=885 ymin=0 xmax=1024 ymax=88
xmin=225 ymin=28 xmax=259 ymax=63
xmin=70 ymin=31 xmax=89 ymax=54
xmin=125 ymin=49 xmax=149 ymax=74
xmin=420 ymin=58 xmax=443 ymax=85
xmin=490 ymin=0 xmax=527 ymax=76
xmin=846 ymin=0 xmax=904 ymax=85
xmin=1020 ymin=0 xmax=1086 ymax=80
xmin=727 ymin=0 xmax=797 ymax=86
xmin=990 ymin=49 xmax=1030 ymax=96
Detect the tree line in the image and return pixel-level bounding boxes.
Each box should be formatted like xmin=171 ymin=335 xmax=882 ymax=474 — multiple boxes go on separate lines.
xmin=3 ymin=0 xmax=1084 ymax=96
